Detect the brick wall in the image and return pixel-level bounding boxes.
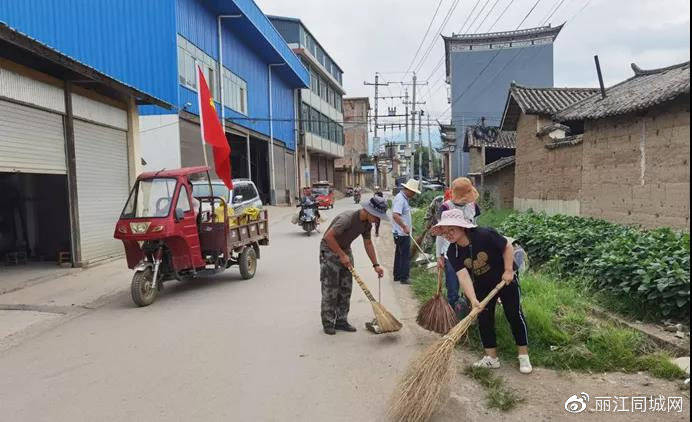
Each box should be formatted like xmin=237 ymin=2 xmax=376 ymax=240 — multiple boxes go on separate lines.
xmin=479 ymin=164 xmax=515 ymax=209
xmin=336 ymin=98 xmax=368 ymax=169
xmin=468 ymin=147 xmax=484 ymax=174
xmin=580 ymin=98 xmax=690 ymax=229
xmin=513 ymin=113 xmax=582 ymax=215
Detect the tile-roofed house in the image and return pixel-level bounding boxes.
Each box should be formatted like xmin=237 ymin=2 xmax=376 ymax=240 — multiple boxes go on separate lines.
xmin=463 ymin=123 xmax=516 ymax=178
xmin=501 ymin=83 xmax=600 ymax=130
xmin=511 ymin=60 xmax=690 ymax=230
xmin=556 ymin=61 xmax=690 ymax=121
xmin=464 ymin=125 xmax=517 ymax=150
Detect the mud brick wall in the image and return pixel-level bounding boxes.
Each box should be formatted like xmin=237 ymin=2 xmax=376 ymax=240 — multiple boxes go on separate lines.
xmin=580 ymin=98 xmax=690 ymax=229
xmin=513 ymin=113 xmax=583 ymax=215
xmin=480 ymin=164 xmax=515 ymax=210
xmin=468 ymin=148 xmax=484 ymax=174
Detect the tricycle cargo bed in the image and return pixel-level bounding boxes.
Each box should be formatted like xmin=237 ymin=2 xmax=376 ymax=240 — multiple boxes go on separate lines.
xmin=228 ymin=209 xmax=269 ymax=249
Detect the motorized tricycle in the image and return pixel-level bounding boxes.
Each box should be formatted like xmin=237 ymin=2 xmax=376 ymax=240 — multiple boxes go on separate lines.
xmin=114 ymin=166 xmax=269 ymax=306
xmin=311 ymin=181 xmax=334 ymax=209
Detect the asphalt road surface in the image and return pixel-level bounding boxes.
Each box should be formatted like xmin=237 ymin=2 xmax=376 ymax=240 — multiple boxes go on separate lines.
xmin=0 ymin=198 xmax=419 ymax=421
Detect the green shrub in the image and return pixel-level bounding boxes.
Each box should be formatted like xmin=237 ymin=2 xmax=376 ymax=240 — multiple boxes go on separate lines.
xmin=499 ymin=212 xmax=690 ymax=322
xmin=408 ymin=191 xmax=439 ymax=209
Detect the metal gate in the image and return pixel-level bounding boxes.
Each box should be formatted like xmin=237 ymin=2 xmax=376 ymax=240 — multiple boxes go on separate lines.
xmin=73 ymin=120 xmax=129 ymax=264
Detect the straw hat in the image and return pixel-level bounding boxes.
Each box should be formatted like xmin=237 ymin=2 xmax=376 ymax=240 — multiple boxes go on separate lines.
xmin=400 ymin=179 xmax=421 ymax=194
xmin=450 ymin=177 xmax=479 ymax=204
xmin=361 ymin=196 xmax=390 ymax=221
xmin=430 ymin=209 xmax=477 ymax=236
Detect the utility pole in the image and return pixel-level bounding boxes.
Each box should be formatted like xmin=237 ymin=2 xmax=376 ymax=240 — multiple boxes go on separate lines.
xmin=418 ymin=110 xmax=423 ymax=181
xmin=427 ymin=113 xmax=434 ymax=178
xmin=404 ymin=89 xmax=409 ymax=177
xmin=401 ymin=73 xmax=427 ymax=180
xmin=364 ymin=73 xmax=389 ymax=188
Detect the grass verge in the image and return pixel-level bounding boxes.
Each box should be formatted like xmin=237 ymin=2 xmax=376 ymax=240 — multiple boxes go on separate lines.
xmin=476 ymin=208 xmax=516 ymax=229
xmin=463 ymin=366 xmax=524 ymax=411
xmin=411 ymin=267 xmax=686 ymax=381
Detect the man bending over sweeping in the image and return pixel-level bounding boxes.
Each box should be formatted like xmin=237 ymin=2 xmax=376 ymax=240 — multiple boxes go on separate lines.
xmin=319 ymin=196 xmax=388 ymax=335
xmin=432 ymin=209 xmax=532 ymax=374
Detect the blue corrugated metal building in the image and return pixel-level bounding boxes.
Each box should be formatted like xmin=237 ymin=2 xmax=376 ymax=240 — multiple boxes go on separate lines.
xmin=0 ymin=0 xmax=310 ymax=203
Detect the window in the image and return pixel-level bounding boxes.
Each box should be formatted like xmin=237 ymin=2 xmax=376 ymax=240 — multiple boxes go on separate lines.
xmin=177 ymin=34 xmax=219 ymax=101
xmin=320 ymin=113 xmax=328 ymax=139
xmin=310 ymin=68 xmax=319 ymax=94
xmin=320 ymin=77 xmax=327 ymax=101
xmin=327 ymin=86 xmax=334 ymax=108
xmin=222 ymin=67 xmax=248 ymax=115
xmin=177 ymin=186 xmax=192 ymax=212
xmin=337 ymin=124 xmax=343 ymax=145
xmin=336 ymin=94 xmax=342 ymax=112
xmin=301 ymin=102 xmax=310 ymax=133
xmin=310 ymin=106 xmax=319 ymax=135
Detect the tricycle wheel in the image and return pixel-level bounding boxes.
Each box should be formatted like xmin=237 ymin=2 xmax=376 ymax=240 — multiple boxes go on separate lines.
xmin=239 ymin=247 xmax=257 ymax=280
xmin=131 ymin=269 xmax=159 ymax=307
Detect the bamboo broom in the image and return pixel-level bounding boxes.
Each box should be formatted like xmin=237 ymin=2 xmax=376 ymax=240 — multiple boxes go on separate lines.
xmin=416 ymin=267 xmax=459 ymax=335
xmin=349 ymin=267 xmax=402 ymax=333
xmin=389 ymin=279 xmax=509 ymax=422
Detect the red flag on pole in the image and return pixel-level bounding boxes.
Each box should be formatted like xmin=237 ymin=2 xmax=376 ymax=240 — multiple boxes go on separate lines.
xmin=196 ymin=65 xmax=232 ymax=190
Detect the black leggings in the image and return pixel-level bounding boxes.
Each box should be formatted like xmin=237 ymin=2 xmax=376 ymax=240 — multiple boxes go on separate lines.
xmin=474 ymin=275 xmax=528 ymax=349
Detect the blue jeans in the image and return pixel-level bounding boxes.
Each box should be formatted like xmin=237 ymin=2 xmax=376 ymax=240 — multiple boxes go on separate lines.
xmin=393 ymin=234 xmax=411 ymax=282
xmin=445 ymin=258 xmax=460 ymax=305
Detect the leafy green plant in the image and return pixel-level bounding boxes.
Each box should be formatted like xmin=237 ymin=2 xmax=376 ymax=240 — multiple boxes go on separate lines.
xmin=498 ymin=212 xmax=690 ymax=322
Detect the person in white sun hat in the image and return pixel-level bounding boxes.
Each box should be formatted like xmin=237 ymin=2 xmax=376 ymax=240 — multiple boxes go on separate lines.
xmin=391 ymin=178 xmax=420 ymax=284
xmin=431 ymin=209 xmax=532 ymax=374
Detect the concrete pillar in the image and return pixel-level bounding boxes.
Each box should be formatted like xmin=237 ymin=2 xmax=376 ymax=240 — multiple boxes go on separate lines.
xmin=126 ymin=96 xmax=142 ymax=185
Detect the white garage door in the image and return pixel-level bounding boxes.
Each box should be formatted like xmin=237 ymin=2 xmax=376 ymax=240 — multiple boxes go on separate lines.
xmin=74 ymin=120 xmax=129 ymax=264
xmin=0 ymin=99 xmax=66 ymax=174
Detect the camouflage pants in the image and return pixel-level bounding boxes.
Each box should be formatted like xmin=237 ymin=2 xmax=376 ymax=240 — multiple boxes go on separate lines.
xmin=320 ymin=248 xmax=354 ymax=328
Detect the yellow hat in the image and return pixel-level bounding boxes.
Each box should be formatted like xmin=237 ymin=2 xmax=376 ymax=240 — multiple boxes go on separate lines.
xmin=451 ymin=177 xmax=479 ymax=204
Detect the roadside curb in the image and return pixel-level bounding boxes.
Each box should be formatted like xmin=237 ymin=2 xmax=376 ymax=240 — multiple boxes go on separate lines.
xmin=590 ymin=307 xmax=690 ymax=356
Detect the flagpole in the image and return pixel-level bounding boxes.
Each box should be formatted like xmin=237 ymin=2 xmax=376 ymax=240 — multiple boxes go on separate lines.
xmin=196 ymin=63 xmax=215 ymax=216
xmin=195 ymin=62 xmax=210 ymax=169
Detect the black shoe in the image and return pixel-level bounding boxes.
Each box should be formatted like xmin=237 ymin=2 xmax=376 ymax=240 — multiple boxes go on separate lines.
xmin=323 ymin=326 xmax=336 ymax=335
xmin=400 ymin=279 xmax=410 ymax=285
xmin=335 ymin=321 xmax=357 ymax=332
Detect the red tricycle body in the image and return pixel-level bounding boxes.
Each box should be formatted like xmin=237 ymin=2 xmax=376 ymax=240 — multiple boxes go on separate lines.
xmin=114 ymin=166 xmax=268 ymax=306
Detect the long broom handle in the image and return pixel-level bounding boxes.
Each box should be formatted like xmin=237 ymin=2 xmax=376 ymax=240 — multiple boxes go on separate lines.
xmin=436 ymin=267 xmax=444 ymax=296
xmin=477 ymin=279 xmax=510 ymax=310
xmin=348 ymin=267 xmax=378 ymax=303
xmin=410 ymin=229 xmax=433 ymax=264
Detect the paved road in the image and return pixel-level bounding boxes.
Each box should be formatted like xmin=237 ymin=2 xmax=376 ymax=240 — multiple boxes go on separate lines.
xmin=0 ymin=198 xmax=419 ymax=421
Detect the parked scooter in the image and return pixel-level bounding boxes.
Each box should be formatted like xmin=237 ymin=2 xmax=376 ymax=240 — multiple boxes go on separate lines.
xmin=297 ymin=196 xmax=319 ymax=236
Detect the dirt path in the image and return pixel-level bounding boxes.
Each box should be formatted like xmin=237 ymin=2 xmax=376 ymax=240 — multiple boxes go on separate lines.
xmin=377 ymin=230 xmax=690 ymax=421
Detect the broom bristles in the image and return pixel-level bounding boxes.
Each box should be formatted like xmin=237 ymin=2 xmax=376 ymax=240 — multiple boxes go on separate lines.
xmin=389 ymin=314 xmax=477 ymax=422
xmin=390 ymin=279 xmax=508 ymax=422
xmin=349 ymin=267 xmax=403 ymax=333
xmin=416 ymin=294 xmax=460 ymax=335
xmin=372 ymin=302 xmax=403 ymax=333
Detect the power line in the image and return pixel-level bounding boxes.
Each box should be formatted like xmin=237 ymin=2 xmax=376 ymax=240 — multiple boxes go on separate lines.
xmin=486 ymin=0 xmax=517 ymax=32
xmin=471 ymin=0 xmax=503 ymax=33
xmin=462 ymin=0 xmax=493 ymax=34
xmin=436 ymin=0 xmax=544 ymax=118
xmin=404 ymin=0 xmax=445 ymax=76
xmin=412 ymin=0 xmax=464 ymax=74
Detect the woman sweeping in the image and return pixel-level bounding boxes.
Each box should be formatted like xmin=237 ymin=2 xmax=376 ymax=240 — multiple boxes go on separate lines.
xmin=431 ymin=209 xmax=532 ymax=374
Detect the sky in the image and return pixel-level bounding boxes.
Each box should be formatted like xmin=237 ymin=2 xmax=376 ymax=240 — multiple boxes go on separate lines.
xmin=256 ymin=0 xmax=691 ymax=148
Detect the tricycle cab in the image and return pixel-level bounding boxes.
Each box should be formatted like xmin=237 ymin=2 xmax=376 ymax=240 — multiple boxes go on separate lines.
xmin=114 ymin=166 xmax=210 ymax=273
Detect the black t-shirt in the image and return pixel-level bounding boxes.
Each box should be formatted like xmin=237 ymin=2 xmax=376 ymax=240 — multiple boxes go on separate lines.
xmin=447 ymin=227 xmax=510 ymax=287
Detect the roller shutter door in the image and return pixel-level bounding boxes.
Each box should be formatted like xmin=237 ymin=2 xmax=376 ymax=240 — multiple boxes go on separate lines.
xmin=74 ymin=120 xmax=129 ymax=264
xmin=0 ymin=99 xmax=66 ymax=174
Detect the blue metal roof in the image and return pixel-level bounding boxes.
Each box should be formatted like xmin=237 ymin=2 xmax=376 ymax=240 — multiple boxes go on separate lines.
xmin=205 ymin=0 xmax=309 ymax=88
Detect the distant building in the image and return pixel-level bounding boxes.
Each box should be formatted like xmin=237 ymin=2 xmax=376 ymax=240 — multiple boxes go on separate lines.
xmin=443 ymin=24 xmax=562 ymax=178
xmin=268 ymin=15 xmax=345 ymax=189
xmin=335 ymin=97 xmax=370 ymax=190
